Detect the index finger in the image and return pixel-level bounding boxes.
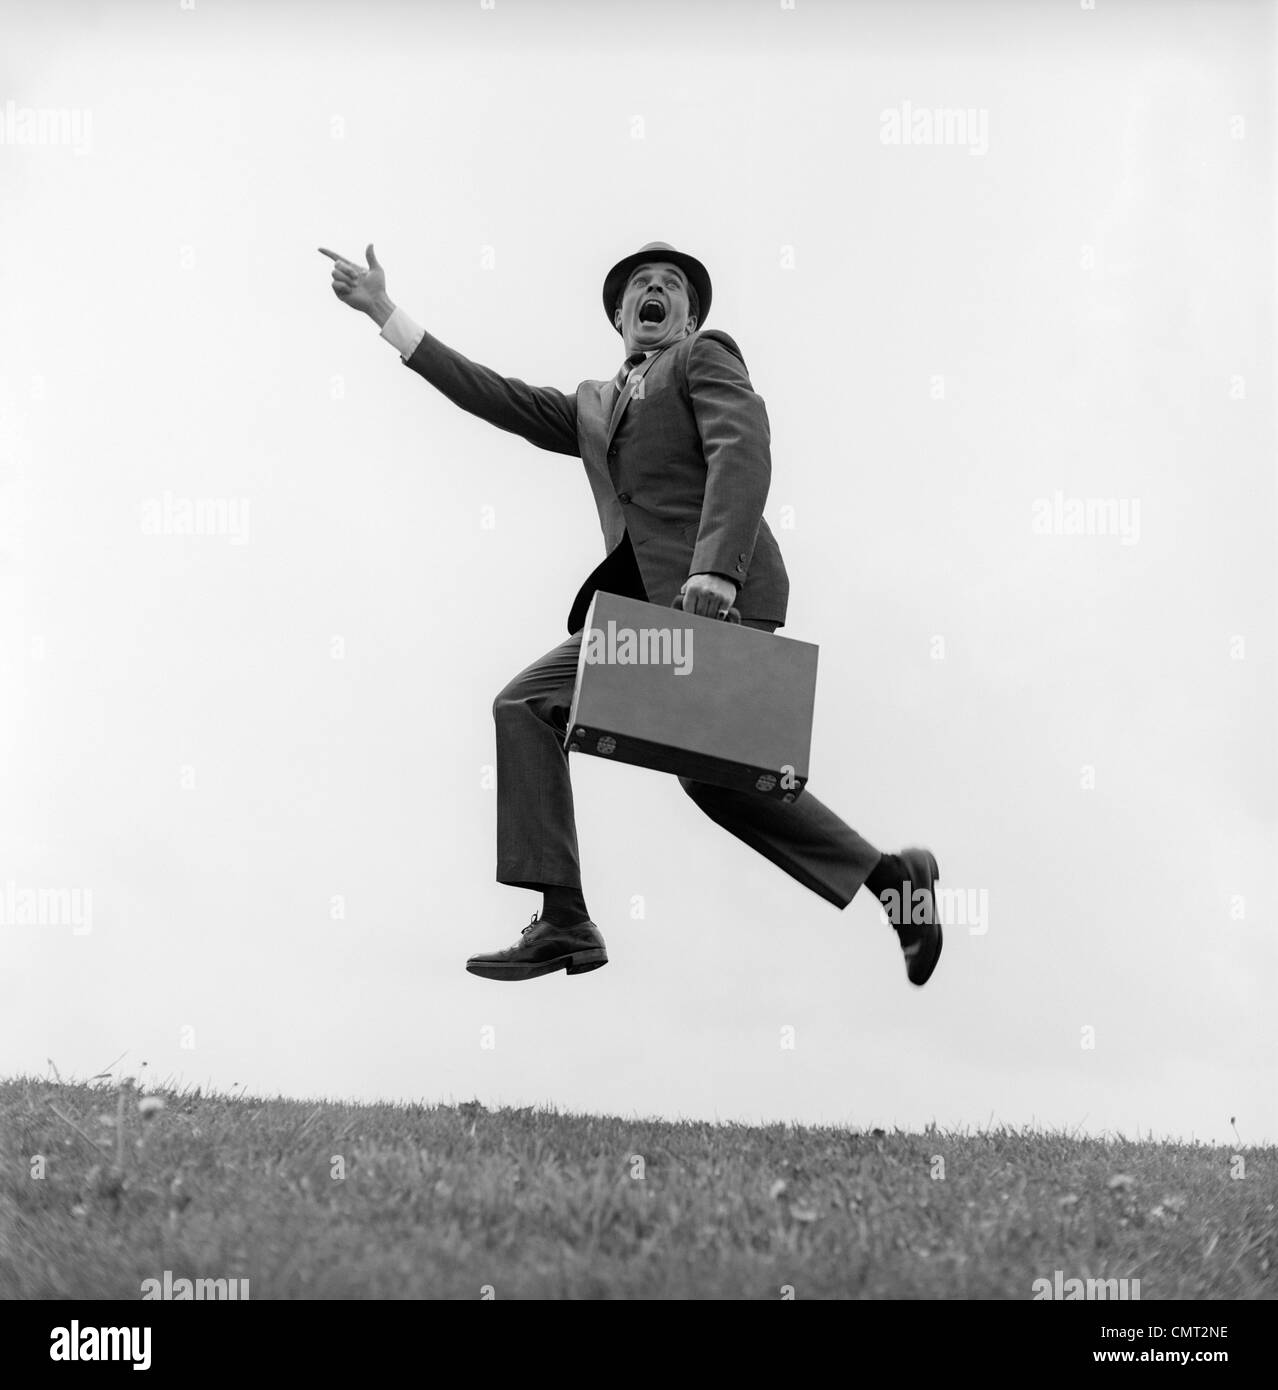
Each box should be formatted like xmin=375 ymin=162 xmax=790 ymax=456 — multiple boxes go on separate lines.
xmin=318 ymin=247 xmax=355 ymax=265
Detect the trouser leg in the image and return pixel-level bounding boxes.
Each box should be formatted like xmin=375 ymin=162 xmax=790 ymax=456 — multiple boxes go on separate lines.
xmin=491 ymin=617 xmax=882 ymax=908
xmin=492 ymin=634 xmax=584 ymax=889
xmin=677 ymin=778 xmax=881 ymax=908
xmin=677 ymin=616 xmax=881 ymax=908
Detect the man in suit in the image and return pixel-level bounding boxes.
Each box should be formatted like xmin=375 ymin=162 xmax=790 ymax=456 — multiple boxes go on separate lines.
xmin=320 ymin=240 xmax=943 ymax=987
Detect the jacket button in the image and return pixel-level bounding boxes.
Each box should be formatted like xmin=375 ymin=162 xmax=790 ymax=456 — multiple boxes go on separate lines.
xmin=607 ymin=446 xmax=617 ymax=458
xmin=618 ymin=492 xmax=631 ymax=504
xmin=738 ymin=552 xmax=747 ymax=561
xmin=736 ymin=564 xmax=746 ymax=574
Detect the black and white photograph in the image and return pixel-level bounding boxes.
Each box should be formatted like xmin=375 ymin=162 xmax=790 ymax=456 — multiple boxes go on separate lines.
xmin=1 ymin=0 xmax=1274 ymax=1354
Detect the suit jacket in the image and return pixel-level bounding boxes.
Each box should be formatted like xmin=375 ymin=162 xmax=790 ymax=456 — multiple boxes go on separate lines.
xmin=400 ymin=326 xmax=790 ymax=633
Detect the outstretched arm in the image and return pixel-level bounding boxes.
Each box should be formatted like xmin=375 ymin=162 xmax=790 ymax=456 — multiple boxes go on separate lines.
xmin=320 ymin=245 xmax=579 ymax=457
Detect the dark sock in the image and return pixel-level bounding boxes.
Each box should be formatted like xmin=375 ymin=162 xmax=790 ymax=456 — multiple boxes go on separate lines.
xmin=540 ymin=884 xmax=590 ymax=926
xmin=865 ymin=852 xmax=907 ymax=902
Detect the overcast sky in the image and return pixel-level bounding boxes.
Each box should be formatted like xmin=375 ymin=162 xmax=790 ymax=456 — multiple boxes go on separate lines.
xmin=1 ymin=0 xmax=1274 ymax=1143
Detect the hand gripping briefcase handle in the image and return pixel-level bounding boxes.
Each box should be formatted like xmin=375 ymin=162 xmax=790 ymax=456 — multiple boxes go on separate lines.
xmin=670 ymin=594 xmax=741 ymax=624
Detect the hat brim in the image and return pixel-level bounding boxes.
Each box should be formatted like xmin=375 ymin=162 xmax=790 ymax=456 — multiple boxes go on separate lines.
xmin=602 ymin=248 xmax=712 ymax=333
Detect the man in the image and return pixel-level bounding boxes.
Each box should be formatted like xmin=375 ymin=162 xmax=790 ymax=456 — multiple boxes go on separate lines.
xmin=320 ymin=240 xmax=943 ymax=987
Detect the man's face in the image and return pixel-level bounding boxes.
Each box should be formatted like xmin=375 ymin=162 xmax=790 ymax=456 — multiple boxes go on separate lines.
xmin=613 ymin=261 xmax=697 ymax=354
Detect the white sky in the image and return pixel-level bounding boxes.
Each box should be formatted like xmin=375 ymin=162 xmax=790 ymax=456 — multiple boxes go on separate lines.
xmin=1 ymin=0 xmax=1274 ymax=1142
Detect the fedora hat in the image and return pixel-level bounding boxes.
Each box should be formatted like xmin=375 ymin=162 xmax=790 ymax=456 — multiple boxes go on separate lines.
xmin=602 ymin=241 xmax=712 ymax=333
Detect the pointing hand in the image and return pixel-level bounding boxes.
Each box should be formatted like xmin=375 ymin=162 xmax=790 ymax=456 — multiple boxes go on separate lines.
xmin=318 ymin=244 xmax=394 ymax=325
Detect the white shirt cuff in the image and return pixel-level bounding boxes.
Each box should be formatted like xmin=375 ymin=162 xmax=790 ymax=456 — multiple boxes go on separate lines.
xmin=380 ymin=306 xmax=426 ymax=359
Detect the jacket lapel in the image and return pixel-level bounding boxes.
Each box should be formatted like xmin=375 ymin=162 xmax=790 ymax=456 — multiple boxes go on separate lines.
xmin=605 ymin=347 xmax=666 ymax=448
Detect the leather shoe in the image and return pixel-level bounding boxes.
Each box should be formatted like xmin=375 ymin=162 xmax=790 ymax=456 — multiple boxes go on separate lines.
xmin=882 ymin=848 xmax=943 ymax=987
xmin=466 ymin=914 xmax=609 ymax=982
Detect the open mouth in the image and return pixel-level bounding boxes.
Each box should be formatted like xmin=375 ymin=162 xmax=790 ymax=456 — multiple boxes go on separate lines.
xmin=638 ymin=297 xmax=667 ymax=325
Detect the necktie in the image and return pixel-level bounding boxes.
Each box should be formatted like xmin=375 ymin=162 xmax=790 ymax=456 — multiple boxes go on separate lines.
xmin=614 ymin=351 xmax=646 ymax=394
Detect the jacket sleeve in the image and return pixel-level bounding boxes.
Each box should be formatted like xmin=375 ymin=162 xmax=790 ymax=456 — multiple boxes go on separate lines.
xmin=684 ymin=330 xmax=771 ymax=586
xmin=402 ymin=328 xmax=580 ymax=457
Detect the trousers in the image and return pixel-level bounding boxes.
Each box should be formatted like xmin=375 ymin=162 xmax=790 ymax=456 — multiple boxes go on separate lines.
xmin=492 ymin=620 xmax=882 ymax=909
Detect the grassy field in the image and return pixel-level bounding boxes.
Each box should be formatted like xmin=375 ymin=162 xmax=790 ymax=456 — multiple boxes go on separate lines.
xmin=1 ymin=1074 xmax=1273 ymax=1299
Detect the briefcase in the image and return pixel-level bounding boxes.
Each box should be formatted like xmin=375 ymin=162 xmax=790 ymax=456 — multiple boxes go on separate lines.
xmin=565 ymin=591 xmax=818 ymax=801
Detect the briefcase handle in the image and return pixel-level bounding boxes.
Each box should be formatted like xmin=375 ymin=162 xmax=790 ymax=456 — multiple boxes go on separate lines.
xmin=671 ymin=594 xmax=741 ymax=624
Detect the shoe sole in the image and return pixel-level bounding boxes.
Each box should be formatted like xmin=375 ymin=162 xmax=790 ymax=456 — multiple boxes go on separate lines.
xmin=466 ymin=948 xmax=608 ymax=982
